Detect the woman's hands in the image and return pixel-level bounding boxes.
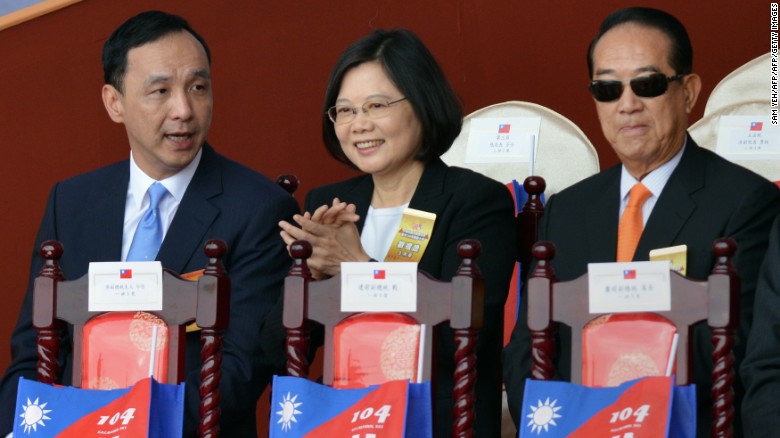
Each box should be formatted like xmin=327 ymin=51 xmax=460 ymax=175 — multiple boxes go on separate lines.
xmin=279 ymin=198 xmax=370 ymax=279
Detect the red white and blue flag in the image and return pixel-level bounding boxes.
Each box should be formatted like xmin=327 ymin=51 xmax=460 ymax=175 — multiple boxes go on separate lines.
xmin=623 ymin=269 xmax=637 ymax=279
xmin=499 ymin=124 xmax=511 ymax=133
xmin=373 ymin=270 xmax=386 ymax=280
xmin=519 ymin=376 xmax=695 ymax=437
xmin=750 ymin=121 xmax=763 ymax=131
xmin=120 ymin=269 xmax=132 ymax=279
xmin=270 ymin=375 xmax=431 ymax=437
xmin=13 ymin=377 xmax=184 ymax=437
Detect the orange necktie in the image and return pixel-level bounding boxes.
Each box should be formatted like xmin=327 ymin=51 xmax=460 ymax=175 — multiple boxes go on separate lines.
xmin=616 ymin=183 xmax=652 ymax=262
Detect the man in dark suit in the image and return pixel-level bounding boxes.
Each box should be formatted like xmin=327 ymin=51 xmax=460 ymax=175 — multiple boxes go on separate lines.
xmin=503 ymin=7 xmax=780 ymax=437
xmin=0 ymin=11 xmax=298 ymax=437
xmin=741 ymin=217 xmax=780 ymax=436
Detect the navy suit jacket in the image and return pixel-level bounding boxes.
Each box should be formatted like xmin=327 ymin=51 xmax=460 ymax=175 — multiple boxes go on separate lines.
xmin=304 ymin=158 xmax=517 ymax=437
xmin=0 ymin=144 xmax=299 ymax=437
xmin=741 ymin=214 xmax=780 ymax=437
xmin=503 ymin=137 xmax=780 ymax=438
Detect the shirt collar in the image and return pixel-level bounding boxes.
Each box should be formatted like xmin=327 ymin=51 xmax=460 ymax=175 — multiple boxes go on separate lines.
xmin=128 ymin=147 xmax=203 ymax=209
xmin=620 ymin=136 xmax=687 ymax=202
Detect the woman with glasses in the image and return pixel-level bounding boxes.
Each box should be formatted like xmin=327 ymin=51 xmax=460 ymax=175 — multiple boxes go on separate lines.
xmin=278 ymin=28 xmax=516 ymax=437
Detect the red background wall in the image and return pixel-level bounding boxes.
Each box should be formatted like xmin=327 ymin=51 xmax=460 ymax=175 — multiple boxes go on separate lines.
xmin=0 ymin=0 xmax=768 ymax=432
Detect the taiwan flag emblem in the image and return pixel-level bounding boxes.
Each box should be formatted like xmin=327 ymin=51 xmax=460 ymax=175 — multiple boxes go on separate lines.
xmin=750 ymin=121 xmax=763 ymax=131
xmin=623 ymin=269 xmax=636 ymax=279
xmin=498 ymin=124 xmax=511 ymax=133
xmin=120 ymin=269 xmax=132 ymax=279
xmin=373 ymin=270 xmax=386 ymax=280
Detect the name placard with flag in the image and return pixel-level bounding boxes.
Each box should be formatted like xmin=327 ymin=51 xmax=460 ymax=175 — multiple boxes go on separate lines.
xmin=270 ymin=375 xmax=431 ymax=437
xmin=518 ymin=376 xmax=695 ymax=437
xmin=13 ymin=377 xmax=184 ymax=437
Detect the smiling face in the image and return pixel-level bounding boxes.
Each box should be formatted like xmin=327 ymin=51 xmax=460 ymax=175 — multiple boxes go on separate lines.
xmin=102 ymin=30 xmax=212 ymax=180
xmin=591 ymin=23 xmax=701 ymax=179
xmin=334 ymin=61 xmax=424 ymax=181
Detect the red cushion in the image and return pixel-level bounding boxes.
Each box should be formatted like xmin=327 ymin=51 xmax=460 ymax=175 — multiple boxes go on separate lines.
xmin=332 ymin=313 xmax=420 ymax=388
xmin=82 ymin=312 xmax=169 ymax=389
xmin=582 ymin=312 xmax=677 ymax=387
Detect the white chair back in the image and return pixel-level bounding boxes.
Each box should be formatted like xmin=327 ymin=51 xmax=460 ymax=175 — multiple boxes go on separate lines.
xmin=690 ymin=53 xmax=778 ymax=182
xmin=704 ymin=53 xmax=769 ymax=116
xmin=442 ymin=101 xmax=599 ymax=195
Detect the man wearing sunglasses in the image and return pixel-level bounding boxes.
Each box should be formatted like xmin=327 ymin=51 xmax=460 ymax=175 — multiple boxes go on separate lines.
xmin=504 ymin=7 xmax=780 ymax=437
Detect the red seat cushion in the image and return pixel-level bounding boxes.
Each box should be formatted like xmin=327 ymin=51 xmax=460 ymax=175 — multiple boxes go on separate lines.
xmin=332 ymin=313 xmax=420 ymax=388
xmin=82 ymin=311 xmax=169 ymax=389
xmin=582 ymin=312 xmax=677 ymax=387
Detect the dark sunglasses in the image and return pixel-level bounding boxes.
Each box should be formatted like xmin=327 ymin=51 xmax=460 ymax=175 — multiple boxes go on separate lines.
xmin=588 ymin=73 xmax=685 ymax=102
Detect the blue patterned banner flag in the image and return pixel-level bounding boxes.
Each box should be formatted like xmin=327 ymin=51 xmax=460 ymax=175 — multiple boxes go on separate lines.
xmin=13 ymin=377 xmax=184 ymax=437
xmin=518 ymin=376 xmax=695 ymax=437
xmin=270 ymin=375 xmax=432 ymax=437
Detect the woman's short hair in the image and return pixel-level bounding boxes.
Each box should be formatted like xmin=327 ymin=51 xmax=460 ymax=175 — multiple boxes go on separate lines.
xmin=322 ymin=28 xmax=463 ymax=168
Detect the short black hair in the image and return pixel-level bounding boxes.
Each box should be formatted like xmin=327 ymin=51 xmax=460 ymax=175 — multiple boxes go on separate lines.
xmin=103 ymin=10 xmax=211 ymax=93
xmin=322 ymin=28 xmax=462 ymax=167
xmin=587 ymin=7 xmax=693 ymax=78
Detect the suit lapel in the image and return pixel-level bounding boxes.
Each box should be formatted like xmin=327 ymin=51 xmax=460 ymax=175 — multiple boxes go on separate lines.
xmin=585 ymin=167 xmax=622 ymax=262
xmin=635 ymin=138 xmax=703 ymax=260
xmin=344 ymin=159 xmax=450 ymax=235
xmin=408 ymin=159 xmax=452 ymax=220
xmin=156 ymin=145 xmax=220 ymax=273
xmin=87 ymin=163 xmax=128 ymax=263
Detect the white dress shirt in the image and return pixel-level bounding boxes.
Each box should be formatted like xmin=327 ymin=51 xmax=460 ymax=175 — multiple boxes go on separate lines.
xmin=619 ymin=138 xmax=687 ymax=224
xmin=121 ymin=148 xmax=202 ymax=261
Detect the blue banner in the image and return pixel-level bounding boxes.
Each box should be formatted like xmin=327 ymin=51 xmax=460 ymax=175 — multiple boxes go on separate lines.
xmin=518 ymin=377 xmax=695 ymax=438
xmin=13 ymin=377 xmax=184 ymax=437
xmin=270 ymin=375 xmax=432 ymax=437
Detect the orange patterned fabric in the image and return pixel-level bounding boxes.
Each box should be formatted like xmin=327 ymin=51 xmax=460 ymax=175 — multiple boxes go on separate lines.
xmin=616 ymin=183 xmax=652 ymax=262
xmin=332 ymin=313 xmax=420 ymax=389
xmin=82 ymin=312 xmax=169 ymax=389
xmin=582 ymin=312 xmax=677 ymax=387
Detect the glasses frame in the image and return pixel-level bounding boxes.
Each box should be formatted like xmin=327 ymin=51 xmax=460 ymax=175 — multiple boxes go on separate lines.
xmin=588 ymin=73 xmax=685 ymax=102
xmin=327 ymin=97 xmax=408 ymax=124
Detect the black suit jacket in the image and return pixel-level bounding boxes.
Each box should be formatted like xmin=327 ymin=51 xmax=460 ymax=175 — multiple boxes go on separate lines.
xmin=301 ymin=158 xmax=517 ymax=437
xmin=741 ymin=214 xmax=780 ymax=437
xmin=0 ymin=144 xmax=299 ymax=437
xmin=503 ymin=138 xmax=780 ymax=437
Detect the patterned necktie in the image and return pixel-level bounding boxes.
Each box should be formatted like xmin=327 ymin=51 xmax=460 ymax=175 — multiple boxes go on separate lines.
xmin=127 ymin=182 xmax=169 ymax=261
xmin=616 ymin=182 xmax=652 ymax=262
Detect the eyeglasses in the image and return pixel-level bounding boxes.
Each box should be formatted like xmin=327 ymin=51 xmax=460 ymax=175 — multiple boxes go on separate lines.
xmin=588 ymin=73 xmax=685 ymax=102
xmin=327 ymin=97 xmax=408 ymax=124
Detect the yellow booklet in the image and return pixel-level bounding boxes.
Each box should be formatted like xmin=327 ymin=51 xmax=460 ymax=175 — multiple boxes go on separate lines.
xmin=180 ymin=269 xmax=205 ymax=332
xmin=649 ymin=244 xmax=688 ymax=276
xmin=384 ymin=208 xmax=437 ymax=262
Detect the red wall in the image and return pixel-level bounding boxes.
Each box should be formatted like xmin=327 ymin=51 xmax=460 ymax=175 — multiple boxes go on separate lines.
xmin=0 ymin=0 xmax=768 ymax=432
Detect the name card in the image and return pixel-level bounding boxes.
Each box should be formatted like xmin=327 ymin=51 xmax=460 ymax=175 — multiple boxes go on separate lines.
xmin=465 ymin=117 xmax=540 ymax=164
xmin=716 ymin=115 xmax=780 ymax=160
xmin=587 ymin=261 xmax=671 ymax=314
xmin=341 ymin=262 xmax=417 ymax=312
xmin=88 ymin=261 xmax=163 ymax=311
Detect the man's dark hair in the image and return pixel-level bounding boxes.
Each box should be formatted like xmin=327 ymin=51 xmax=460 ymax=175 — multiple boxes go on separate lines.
xmin=102 ymin=10 xmax=211 ymax=92
xmin=322 ymin=28 xmax=462 ymax=167
xmin=587 ymin=7 xmax=693 ymax=78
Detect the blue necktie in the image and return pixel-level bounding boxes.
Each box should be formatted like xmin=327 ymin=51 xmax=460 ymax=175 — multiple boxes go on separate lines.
xmin=127 ymin=182 xmax=169 ymax=261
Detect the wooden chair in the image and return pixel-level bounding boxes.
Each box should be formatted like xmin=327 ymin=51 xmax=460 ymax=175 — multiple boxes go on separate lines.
xmin=33 ymin=239 xmax=230 ymax=438
xmin=276 ymin=173 xmax=300 ymax=195
xmin=283 ymin=239 xmax=484 ymax=437
xmin=510 ymin=175 xmax=545 ymax=338
xmin=527 ymin=238 xmax=739 ymax=437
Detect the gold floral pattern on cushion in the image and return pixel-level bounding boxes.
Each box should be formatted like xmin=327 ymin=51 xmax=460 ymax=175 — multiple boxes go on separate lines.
xmin=86 ymin=376 xmax=120 ymax=390
xmin=129 ymin=311 xmax=168 ymax=352
xmin=380 ymin=324 xmax=421 ymax=381
xmin=607 ymin=352 xmax=661 ymax=386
